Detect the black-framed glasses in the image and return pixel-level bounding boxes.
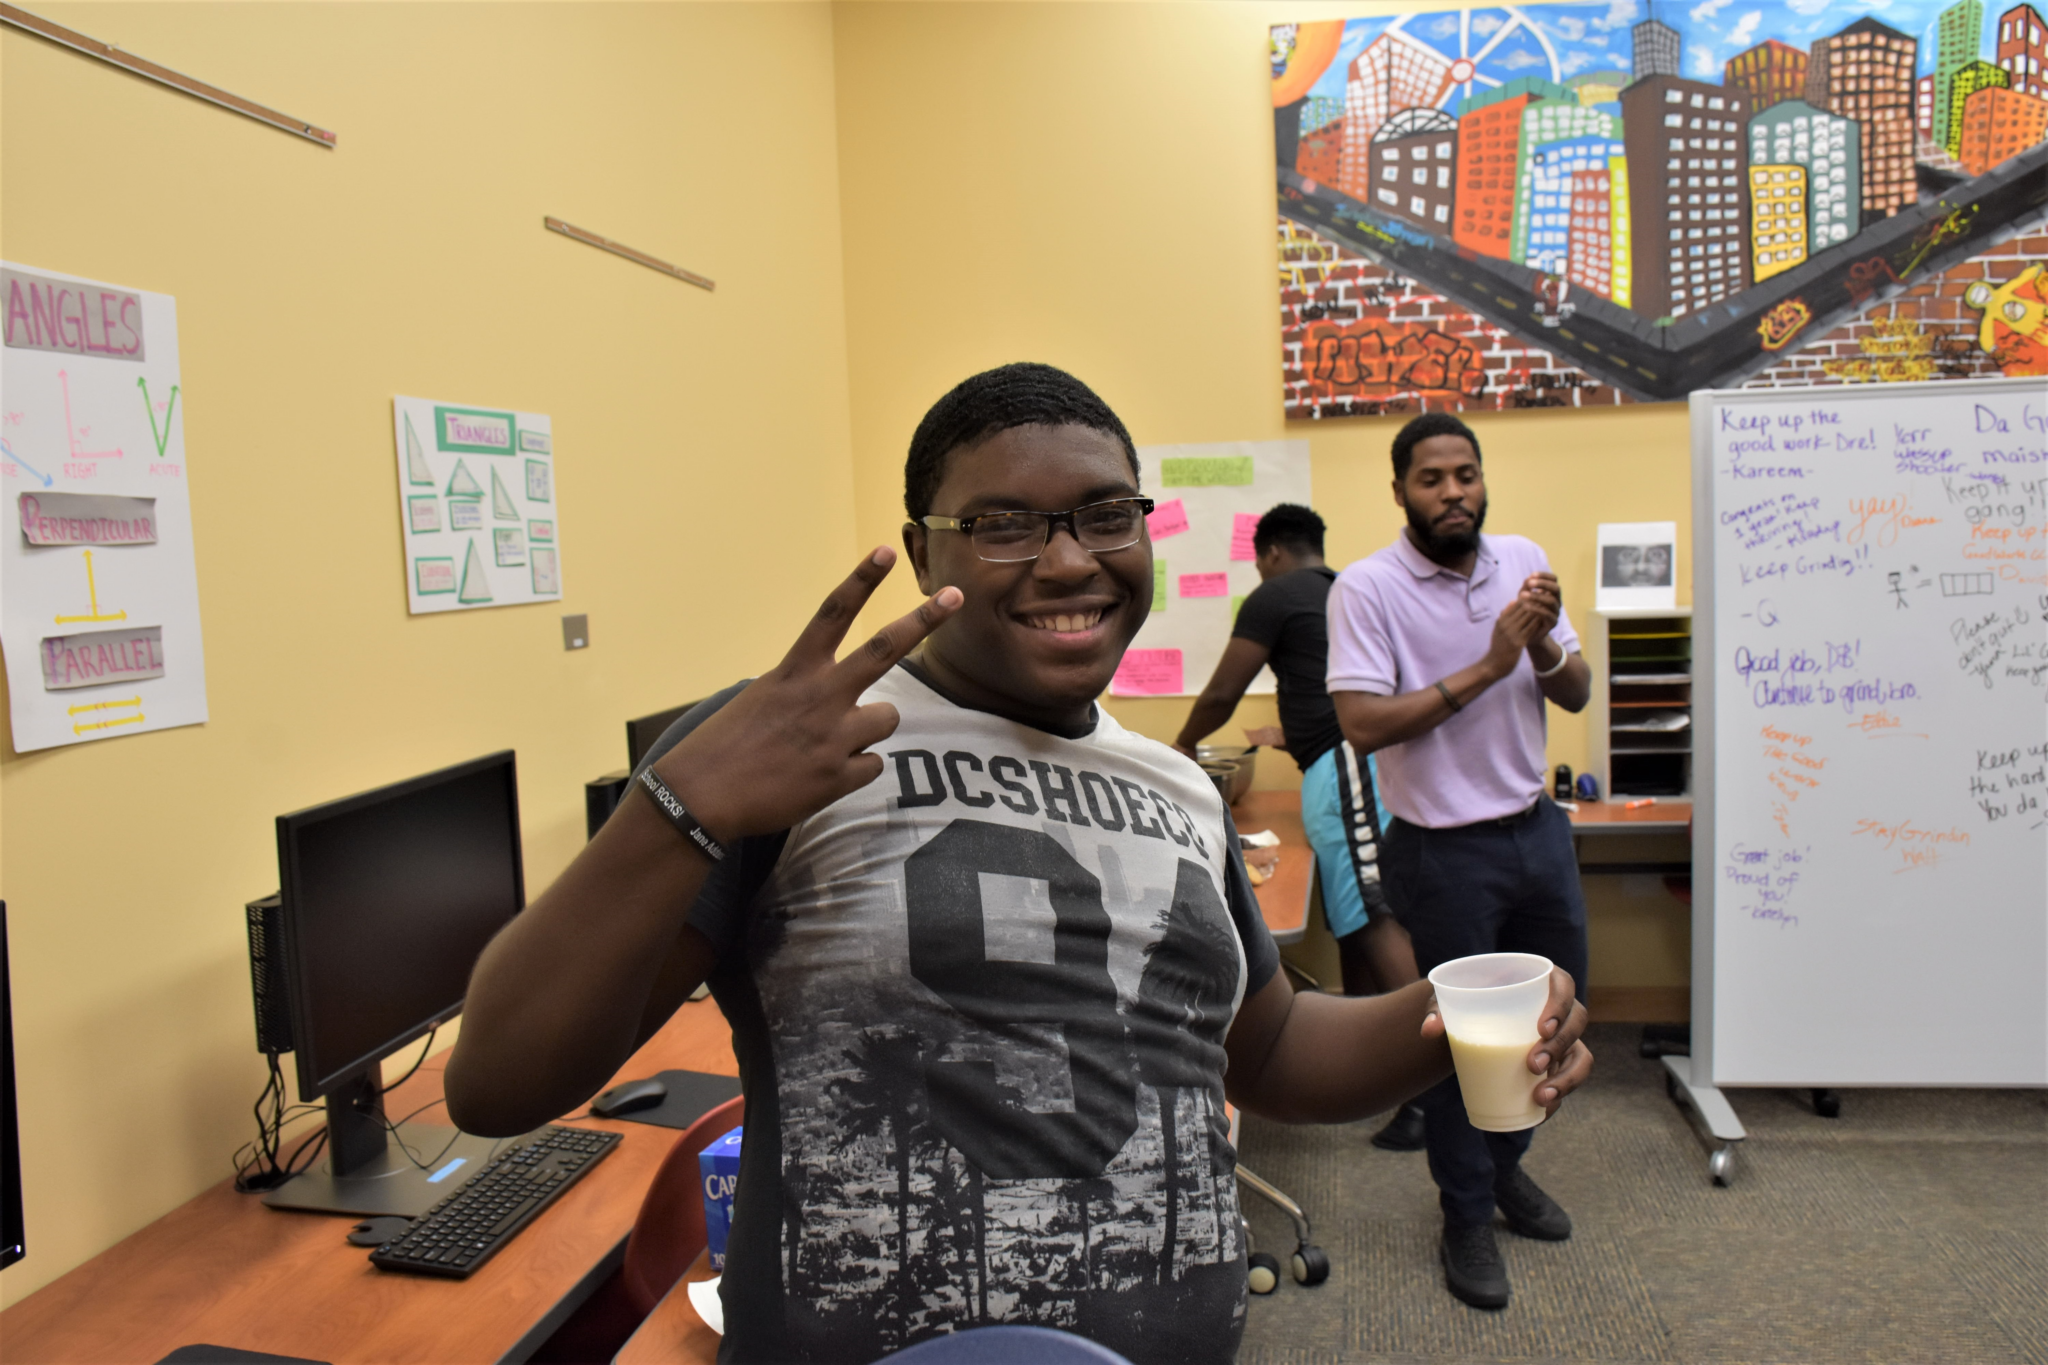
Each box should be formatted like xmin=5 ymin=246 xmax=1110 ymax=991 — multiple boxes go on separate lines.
xmin=921 ymin=497 xmax=1156 ymax=563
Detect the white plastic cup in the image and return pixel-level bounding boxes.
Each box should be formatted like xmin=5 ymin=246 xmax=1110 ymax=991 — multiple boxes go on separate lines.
xmin=1428 ymin=952 xmax=1554 ymax=1133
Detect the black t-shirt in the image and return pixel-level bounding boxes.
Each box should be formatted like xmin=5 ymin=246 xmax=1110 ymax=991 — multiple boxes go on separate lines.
xmin=639 ymin=662 xmax=1280 ymax=1364
xmin=1230 ymin=566 xmax=1342 ymax=772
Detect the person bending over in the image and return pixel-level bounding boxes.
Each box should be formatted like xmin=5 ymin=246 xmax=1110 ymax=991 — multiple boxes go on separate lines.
xmin=447 ymin=367 xmax=1591 ymax=1363
xmin=1324 ymin=412 xmax=1593 ymax=1313
xmin=1173 ymin=503 xmax=1426 ymax=1153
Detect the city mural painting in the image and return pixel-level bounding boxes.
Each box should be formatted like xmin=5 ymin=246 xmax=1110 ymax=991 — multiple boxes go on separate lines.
xmin=1273 ymin=2 xmax=2048 ymax=416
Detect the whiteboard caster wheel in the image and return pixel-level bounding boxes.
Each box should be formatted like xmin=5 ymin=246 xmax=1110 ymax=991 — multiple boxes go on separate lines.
xmin=1709 ymin=1145 xmax=1736 ymax=1186
xmin=1248 ymin=1252 xmax=1281 ymax=1295
xmin=1665 ymin=1071 xmax=1682 ymax=1102
xmin=1811 ymin=1088 xmax=1841 ymax=1118
xmin=1290 ymin=1245 xmax=1330 ymax=1286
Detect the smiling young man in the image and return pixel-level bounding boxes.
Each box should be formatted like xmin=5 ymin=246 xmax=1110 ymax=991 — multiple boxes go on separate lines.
xmin=447 ymin=367 xmax=1591 ymax=1362
xmin=1324 ymin=412 xmax=1594 ymax=1312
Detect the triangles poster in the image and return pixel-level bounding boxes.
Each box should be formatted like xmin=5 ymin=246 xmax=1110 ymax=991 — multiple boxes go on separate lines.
xmin=446 ymin=459 xmax=482 ymax=499
xmin=491 ymin=467 xmax=519 ymax=520
xmin=457 ymin=537 xmax=492 ymax=603
xmin=405 ymin=414 xmax=434 ymax=486
xmin=396 ymin=396 xmax=559 ymax=616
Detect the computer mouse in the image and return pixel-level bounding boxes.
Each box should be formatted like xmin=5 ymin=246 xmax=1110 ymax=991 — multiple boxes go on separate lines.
xmin=591 ymin=1077 xmax=668 ymax=1117
xmin=347 ymin=1216 xmax=414 ymax=1248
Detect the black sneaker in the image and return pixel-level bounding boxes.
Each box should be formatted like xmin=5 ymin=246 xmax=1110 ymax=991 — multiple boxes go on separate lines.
xmin=1370 ymin=1102 xmax=1427 ymax=1151
xmin=1494 ymin=1165 xmax=1572 ymax=1241
xmin=1440 ymin=1217 xmax=1509 ymax=1309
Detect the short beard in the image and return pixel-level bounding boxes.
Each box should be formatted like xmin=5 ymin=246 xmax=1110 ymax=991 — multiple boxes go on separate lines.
xmin=1406 ymin=497 xmax=1486 ymax=564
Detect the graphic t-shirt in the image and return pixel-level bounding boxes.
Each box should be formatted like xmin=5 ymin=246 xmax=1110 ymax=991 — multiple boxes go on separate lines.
xmin=641 ymin=663 xmax=1281 ymax=1364
xmin=1229 ymin=566 xmax=1342 ymax=772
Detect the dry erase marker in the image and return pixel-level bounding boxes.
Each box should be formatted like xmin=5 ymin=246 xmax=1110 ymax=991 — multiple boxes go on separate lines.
xmin=1625 ymin=797 xmax=1658 ymax=810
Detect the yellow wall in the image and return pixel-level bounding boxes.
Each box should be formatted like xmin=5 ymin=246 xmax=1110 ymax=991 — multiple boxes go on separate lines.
xmin=829 ymin=2 xmax=1693 ymax=990
xmin=1 ymin=0 xmax=857 ymax=1304
xmin=2 ymin=0 xmax=1698 ymax=1302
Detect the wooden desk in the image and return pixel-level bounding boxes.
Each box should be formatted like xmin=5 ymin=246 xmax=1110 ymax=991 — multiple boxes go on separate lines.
xmin=1567 ymin=799 xmax=1691 ymax=837
xmin=1231 ymin=790 xmax=1314 ymax=945
xmin=0 ymin=999 xmax=739 ymax=1365
xmin=1568 ymin=799 xmax=1692 ymax=876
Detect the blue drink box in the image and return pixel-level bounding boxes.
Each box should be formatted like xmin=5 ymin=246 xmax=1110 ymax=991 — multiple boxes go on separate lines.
xmin=699 ymin=1125 xmax=743 ymax=1271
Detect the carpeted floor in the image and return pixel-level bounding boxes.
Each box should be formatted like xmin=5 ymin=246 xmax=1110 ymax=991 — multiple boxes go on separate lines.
xmin=1234 ymin=1023 xmax=2048 ymax=1365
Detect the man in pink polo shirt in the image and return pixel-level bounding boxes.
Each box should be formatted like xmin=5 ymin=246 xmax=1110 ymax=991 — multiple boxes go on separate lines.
xmin=1325 ymin=412 xmax=1594 ymax=1312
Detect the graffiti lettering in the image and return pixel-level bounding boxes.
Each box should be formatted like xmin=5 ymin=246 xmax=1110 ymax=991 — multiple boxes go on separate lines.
xmin=1304 ymin=319 xmax=1489 ymax=400
xmin=1758 ymin=298 xmax=1813 ymax=351
xmin=1843 ymin=256 xmax=1900 ymax=308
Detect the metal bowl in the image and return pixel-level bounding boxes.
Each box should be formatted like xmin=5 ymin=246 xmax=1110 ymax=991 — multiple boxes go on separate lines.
xmin=1197 ymin=745 xmax=1257 ymax=804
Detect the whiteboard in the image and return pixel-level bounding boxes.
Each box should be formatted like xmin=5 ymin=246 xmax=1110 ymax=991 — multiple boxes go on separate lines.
xmin=1692 ymin=377 xmax=2046 ymax=1088
xmin=1114 ymin=440 xmax=1311 ymax=698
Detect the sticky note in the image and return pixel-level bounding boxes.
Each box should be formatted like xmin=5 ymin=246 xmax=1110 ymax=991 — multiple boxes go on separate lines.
xmin=1231 ymin=595 xmax=1247 ymax=623
xmin=1230 ymin=513 xmax=1259 ymax=561
xmin=1180 ymin=572 xmax=1229 ymax=598
xmin=1152 ymin=560 xmax=1167 ymax=611
xmin=1160 ymin=455 xmax=1254 ymax=487
xmin=1147 ymin=498 xmax=1190 ymax=539
xmin=1112 ymin=648 xmax=1184 ymax=696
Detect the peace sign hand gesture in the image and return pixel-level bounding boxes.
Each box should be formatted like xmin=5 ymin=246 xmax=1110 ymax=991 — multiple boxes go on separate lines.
xmin=650 ymin=547 xmax=962 ymax=843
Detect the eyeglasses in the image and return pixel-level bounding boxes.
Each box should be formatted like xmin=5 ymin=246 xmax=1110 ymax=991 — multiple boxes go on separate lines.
xmin=921 ymin=497 xmax=1156 ymax=563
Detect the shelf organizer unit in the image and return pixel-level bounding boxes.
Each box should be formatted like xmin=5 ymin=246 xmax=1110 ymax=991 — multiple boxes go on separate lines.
xmin=1587 ymin=607 xmax=1692 ymax=800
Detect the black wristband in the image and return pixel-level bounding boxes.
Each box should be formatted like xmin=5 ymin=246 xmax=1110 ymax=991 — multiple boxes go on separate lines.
xmin=1435 ymin=679 xmax=1463 ymax=713
xmin=636 ymin=768 xmax=728 ymax=863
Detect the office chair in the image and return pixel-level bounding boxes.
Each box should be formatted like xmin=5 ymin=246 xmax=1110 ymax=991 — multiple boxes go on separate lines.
xmin=619 ymin=1095 xmax=745 ymax=1314
xmin=528 ymin=1095 xmax=745 ymax=1363
xmin=1227 ymin=1105 xmax=1328 ymax=1294
xmin=876 ymin=1325 xmax=1134 ymax=1363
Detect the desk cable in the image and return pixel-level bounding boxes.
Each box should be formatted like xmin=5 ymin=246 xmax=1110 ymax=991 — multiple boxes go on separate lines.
xmin=232 ymin=1028 xmax=439 ymax=1193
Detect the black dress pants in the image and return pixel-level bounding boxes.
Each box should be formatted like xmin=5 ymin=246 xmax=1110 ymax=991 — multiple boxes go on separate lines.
xmin=1382 ymin=797 xmax=1589 ymax=1226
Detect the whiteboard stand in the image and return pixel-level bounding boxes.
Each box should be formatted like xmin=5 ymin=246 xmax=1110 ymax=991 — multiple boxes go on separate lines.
xmin=1660 ymin=1056 xmax=1745 ymax=1186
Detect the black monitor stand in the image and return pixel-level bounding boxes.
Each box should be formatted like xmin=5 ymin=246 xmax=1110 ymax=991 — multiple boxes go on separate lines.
xmin=262 ymin=1066 xmax=510 ymax=1217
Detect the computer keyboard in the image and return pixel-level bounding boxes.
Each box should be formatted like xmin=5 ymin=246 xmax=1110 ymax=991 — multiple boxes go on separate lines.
xmin=368 ymin=1125 xmax=622 ymax=1277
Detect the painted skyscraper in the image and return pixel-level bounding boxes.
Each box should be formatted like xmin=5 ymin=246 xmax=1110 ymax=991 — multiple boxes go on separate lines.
xmin=1950 ymin=60 xmax=2014 ymax=154
xmin=1725 ymin=40 xmax=1810 ymax=110
xmin=1338 ymin=33 xmax=1455 ymax=199
xmin=1453 ymin=81 xmax=1563 ymax=258
xmin=1936 ymin=0 xmax=1989 ymax=150
xmin=1621 ymin=76 xmax=1753 ymax=319
xmin=1748 ymin=100 xmax=1863 ymax=256
xmin=1511 ymin=102 xmax=1624 ymax=271
xmin=1806 ymin=17 xmax=1919 ymax=223
xmin=1997 ymin=3 xmax=2046 ymax=96
xmin=1633 ymin=19 xmax=1681 ymax=79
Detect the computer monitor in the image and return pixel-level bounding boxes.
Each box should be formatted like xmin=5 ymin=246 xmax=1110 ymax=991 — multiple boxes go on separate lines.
xmin=625 ymin=700 xmax=703 ymax=772
xmin=254 ymin=752 xmax=526 ymax=1216
xmin=1 ymin=902 xmax=23 ymax=1269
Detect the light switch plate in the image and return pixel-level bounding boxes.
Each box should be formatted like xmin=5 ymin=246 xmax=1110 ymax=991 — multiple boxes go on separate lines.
xmin=562 ymin=614 xmax=589 ymax=650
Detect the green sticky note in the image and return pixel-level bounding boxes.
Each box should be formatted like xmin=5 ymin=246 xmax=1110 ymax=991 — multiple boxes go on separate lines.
xmin=1152 ymin=560 xmax=1167 ymax=611
xmin=1231 ymin=595 xmax=1247 ymax=623
xmin=1160 ymin=455 xmax=1254 ymax=487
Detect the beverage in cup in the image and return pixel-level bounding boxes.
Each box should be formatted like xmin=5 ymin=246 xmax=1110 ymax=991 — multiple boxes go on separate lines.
xmin=1427 ymin=952 xmax=1553 ymax=1132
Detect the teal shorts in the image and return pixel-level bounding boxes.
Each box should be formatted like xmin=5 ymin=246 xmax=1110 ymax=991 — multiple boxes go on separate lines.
xmin=1300 ymin=741 xmax=1390 ymax=941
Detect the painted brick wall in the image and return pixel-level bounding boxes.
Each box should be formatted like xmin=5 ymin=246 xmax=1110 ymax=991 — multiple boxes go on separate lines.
xmin=1279 ymin=217 xmax=1637 ymax=418
xmin=1739 ymin=223 xmax=2048 ymax=387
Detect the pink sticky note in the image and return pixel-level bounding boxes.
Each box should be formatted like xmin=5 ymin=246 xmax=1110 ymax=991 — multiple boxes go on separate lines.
xmin=1229 ymin=512 xmax=1259 ymax=561
xmin=1179 ymin=572 xmax=1229 ymax=598
xmin=1112 ymin=648 xmax=1184 ymax=696
xmin=1146 ymin=498 xmax=1190 ymax=539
